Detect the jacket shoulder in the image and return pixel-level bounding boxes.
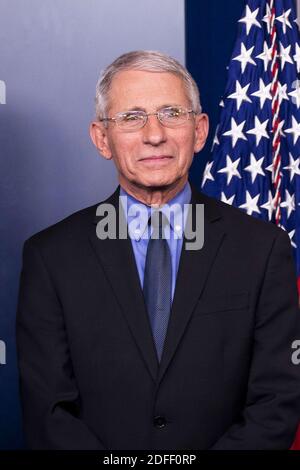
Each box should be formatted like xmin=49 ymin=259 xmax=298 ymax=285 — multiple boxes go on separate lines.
xmin=23 ymin=202 xmax=99 ymax=249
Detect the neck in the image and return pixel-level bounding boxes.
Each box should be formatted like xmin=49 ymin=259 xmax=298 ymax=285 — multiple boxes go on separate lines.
xmin=119 ymin=176 xmax=188 ymax=207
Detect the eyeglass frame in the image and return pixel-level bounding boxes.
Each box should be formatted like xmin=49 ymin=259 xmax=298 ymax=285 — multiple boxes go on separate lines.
xmin=98 ymin=106 xmax=199 ymax=130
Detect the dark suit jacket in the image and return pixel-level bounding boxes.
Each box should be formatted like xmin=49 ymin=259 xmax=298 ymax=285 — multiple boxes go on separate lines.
xmin=16 ymin=181 xmax=300 ymax=450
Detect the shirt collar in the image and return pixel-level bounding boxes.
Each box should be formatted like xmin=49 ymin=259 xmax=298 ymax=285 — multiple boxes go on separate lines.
xmin=119 ymin=181 xmax=191 ymax=241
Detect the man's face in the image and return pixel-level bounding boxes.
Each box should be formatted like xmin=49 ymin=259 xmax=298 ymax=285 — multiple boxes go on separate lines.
xmin=90 ymin=70 xmax=208 ymax=191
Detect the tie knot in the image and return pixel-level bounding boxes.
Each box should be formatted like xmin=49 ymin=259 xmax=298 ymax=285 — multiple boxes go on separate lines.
xmin=148 ymin=210 xmax=169 ymax=238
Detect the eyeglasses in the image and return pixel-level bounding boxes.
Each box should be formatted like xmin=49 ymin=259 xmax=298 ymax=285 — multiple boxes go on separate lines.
xmin=99 ymin=106 xmax=197 ymax=131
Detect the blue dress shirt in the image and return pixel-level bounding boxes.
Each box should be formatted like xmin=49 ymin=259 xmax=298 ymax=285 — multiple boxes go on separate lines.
xmin=119 ymin=181 xmax=191 ymax=301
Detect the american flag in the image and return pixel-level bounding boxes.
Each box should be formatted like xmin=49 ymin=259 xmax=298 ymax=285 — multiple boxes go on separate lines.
xmin=201 ymin=0 xmax=300 ymax=449
xmin=201 ymin=0 xmax=300 ymax=294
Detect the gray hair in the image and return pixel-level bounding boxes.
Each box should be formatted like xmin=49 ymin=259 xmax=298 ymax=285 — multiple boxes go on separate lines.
xmin=94 ymin=50 xmax=202 ymax=121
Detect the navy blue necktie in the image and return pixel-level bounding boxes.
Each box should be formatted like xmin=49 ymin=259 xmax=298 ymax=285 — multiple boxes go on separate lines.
xmin=143 ymin=210 xmax=172 ymax=362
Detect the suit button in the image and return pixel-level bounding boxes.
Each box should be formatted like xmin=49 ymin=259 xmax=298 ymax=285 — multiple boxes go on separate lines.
xmin=154 ymin=416 xmax=166 ymax=428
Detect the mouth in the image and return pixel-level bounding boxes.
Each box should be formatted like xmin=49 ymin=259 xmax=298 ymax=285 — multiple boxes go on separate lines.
xmin=139 ymin=155 xmax=174 ymax=164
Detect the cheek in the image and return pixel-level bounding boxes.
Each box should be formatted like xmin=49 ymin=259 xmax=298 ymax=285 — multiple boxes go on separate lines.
xmin=175 ymin=133 xmax=195 ymax=161
xmin=109 ymin=136 xmax=135 ymax=164
xmin=113 ymin=141 xmax=141 ymax=174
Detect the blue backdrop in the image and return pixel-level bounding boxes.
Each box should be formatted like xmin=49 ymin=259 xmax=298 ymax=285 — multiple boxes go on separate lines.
xmin=0 ymin=0 xmax=185 ymax=449
xmin=1 ymin=0 xmax=243 ymax=449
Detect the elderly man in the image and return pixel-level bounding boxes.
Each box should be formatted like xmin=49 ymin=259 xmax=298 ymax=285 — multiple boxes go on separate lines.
xmin=16 ymin=50 xmax=300 ymax=450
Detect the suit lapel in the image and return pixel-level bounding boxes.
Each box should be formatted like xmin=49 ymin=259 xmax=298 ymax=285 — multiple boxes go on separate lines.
xmin=88 ymin=183 xmax=226 ymax=386
xmin=89 ymin=186 xmax=159 ymax=383
xmin=157 ymin=184 xmax=226 ymax=385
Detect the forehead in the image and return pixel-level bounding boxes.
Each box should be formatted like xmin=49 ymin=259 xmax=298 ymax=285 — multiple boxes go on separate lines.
xmin=107 ymin=70 xmax=190 ymax=112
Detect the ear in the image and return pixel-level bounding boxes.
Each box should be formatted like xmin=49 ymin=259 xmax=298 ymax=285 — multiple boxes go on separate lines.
xmin=89 ymin=121 xmax=113 ymax=160
xmin=193 ymin=113 xmax=209 ymax=154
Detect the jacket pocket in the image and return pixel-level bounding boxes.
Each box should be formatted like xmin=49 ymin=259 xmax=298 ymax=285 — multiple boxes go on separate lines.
xmin=194 ymin=291 xmax=249 ymax=315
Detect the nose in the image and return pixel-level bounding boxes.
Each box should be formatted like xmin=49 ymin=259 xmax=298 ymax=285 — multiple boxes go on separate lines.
xmin=142 ymin=114 xmax=167 ymax=146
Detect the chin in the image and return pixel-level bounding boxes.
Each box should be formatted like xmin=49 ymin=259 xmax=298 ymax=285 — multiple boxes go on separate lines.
xmin=141 ymin=177 xmax=175 ymax=189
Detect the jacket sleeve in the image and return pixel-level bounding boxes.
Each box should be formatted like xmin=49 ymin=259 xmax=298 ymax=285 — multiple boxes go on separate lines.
xmin=210 ymin=229 xmax=300 ymax=450
xmin=16 ymin=238 xmax=106 ymax=450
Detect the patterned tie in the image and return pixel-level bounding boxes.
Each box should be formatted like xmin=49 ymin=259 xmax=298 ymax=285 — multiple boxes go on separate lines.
xmin=143 ymin=210 xmax=172 ymax=362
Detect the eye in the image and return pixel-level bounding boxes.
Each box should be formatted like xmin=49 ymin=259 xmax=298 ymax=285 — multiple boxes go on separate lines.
xmin=162 ymin=107 xmax=183 ymax=118
xmin=120 ymin=111 xmax=144 ymax=122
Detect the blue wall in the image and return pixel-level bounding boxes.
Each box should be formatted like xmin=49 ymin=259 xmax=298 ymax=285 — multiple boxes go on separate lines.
xmin=0 ymin=0 xmax=185 ymax=449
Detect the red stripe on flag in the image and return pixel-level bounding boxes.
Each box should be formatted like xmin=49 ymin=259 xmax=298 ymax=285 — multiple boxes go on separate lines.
xmin=291 ymin=425 xmax=300 ymax=450
xmin=297 ymin=276 xmax=300 ymax=295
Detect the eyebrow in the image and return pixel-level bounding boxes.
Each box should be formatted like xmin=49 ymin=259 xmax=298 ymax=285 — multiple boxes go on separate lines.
xmin=121 ymin=104 xmax=182 ymax=112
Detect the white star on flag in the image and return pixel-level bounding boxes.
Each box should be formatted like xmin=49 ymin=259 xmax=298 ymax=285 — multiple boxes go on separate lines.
xmin=256 ymin=42 xmax=272 ymax=71
xmin=239 ymin=191 xmax=261 ymax=215
xmin=222 ymin=117 xmax=247 ymax=147
xmin=289 ymin=81 xmax=300 ymax=109
xmin=238 ymin=6 xmax=261 ymax=35
xmin=285 ymin=116 xmax=300 ymax=144
xmin=251 ymin=78 xmax=272 ymax=108
xmin=278 ymin=82 xmax=289 ymax=102
xmin=262 ymin=4 xmax=272 ymax=34
xmin=217 ymin=155 xmax=241 ymax=185
xmin=233 ymin=43 xmax=256 ymax=73
xmin=246 ymin=117 xmax=269 ymax=146
xmin=279 ymin=43 xmax=293 ymax=69
xmin=280 ymin=226 xmax=297 ymax=248
xmin=244 ymin=153 xmax=265 ymax=183
xmin=220 ymin=192 xmax=235 ymax=205
xmin=293 ymin=43 xmax=300 ymax=73
xmin=280 ymin=189 xmax=295 ymax=218
xmin=261 ymin=191 xmax=276 ymax=221
xmin=283 ymin=153 xmax=300 ymax=181
xmin=276 ymin=9 xmax=292 ymax=34
xmin=211 ymin=127 xmax=220 ymax=151
xmin=288 ymin=229 xmax=297 ymax=249
xmin=201 ymin=161 xmax=215 ymax=187
xmin=228 ymin=80 xmax=252 ymax=110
